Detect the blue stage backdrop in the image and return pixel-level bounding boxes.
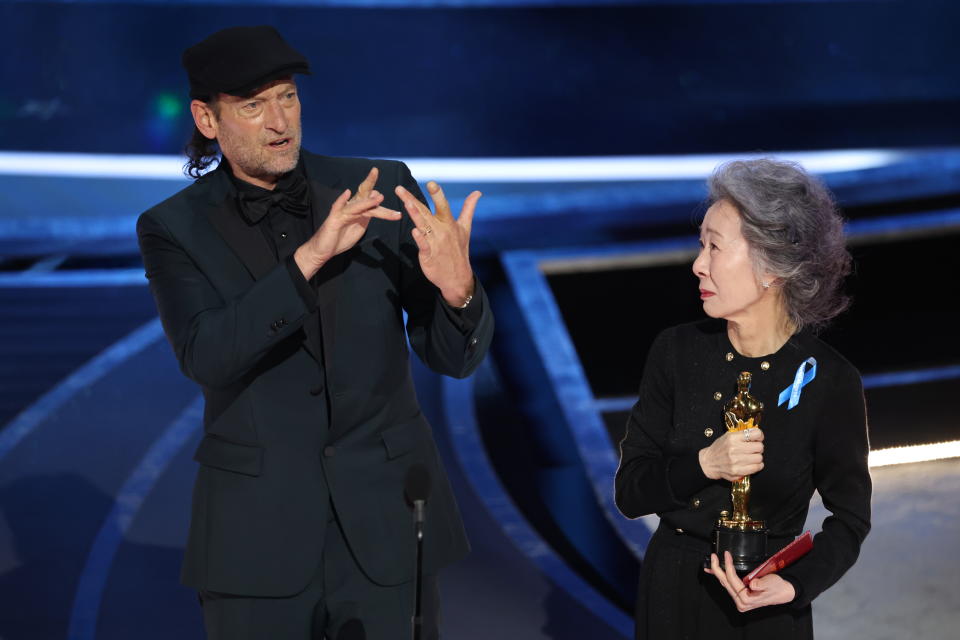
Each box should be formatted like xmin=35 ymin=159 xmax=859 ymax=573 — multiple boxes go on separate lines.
xmin=2 ymin=1 xmax=959 ymax=158
xmin=2 ymin=2 xmax=959 ymax=640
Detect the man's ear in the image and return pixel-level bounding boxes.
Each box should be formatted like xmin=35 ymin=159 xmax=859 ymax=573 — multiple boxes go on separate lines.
xmin=190 ymin=100 xmax=218 ymax=140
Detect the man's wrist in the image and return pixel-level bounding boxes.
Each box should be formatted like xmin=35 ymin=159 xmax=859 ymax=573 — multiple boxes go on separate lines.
xmin=441 ymin=275 xmax=476 ymax=309
xmin=294 ymin=244 xmax=327 ymax=280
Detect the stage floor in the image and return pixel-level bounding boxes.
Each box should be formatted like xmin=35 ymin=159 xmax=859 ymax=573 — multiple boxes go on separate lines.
xmin=809 ymin=458 xmax=960 ymax=640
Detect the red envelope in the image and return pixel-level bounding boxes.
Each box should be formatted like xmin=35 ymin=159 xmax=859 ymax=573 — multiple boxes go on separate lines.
xmin=742 ymin=531 xmax=813 ymax=587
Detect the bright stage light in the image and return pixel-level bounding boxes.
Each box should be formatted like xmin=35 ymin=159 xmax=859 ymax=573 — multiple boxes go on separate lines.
xmin=868 ymin=440 xmax=960 ymax=468
xmin=404 ymin=150 xmax=903 ymax=182
xmin=0 ymin=153 xmax=189 ymax=180
xmin=0 ymin=149 xmax=903 ymax=182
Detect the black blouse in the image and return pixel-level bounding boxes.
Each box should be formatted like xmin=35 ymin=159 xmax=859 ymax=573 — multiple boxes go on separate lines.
xmin=615 ymin=319 xmax=872 ymax=608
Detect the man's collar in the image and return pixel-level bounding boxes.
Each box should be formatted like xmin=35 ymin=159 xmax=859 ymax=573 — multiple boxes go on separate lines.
xmin=220 ymin=154 xmax=306 ymax=195
xmin=300 ymin=151 xmax=342 ymax=191
xmin=207 ymin=155 xmax=309 ymax=225
xmin=201 ymin=149 xmax=342 ymax=205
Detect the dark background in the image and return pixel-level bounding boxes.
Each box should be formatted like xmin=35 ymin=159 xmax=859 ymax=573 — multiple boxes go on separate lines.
xmin=3 ymin=1 xmax=959 ymax=157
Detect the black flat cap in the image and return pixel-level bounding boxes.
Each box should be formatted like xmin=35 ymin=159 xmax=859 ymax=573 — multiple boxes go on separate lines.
xmin=182 ymin=25 xmax=310 ymax=100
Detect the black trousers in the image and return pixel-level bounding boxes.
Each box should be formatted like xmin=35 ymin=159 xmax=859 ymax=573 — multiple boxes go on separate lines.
xmin=200 ymin=509 xmax=440 ymax=640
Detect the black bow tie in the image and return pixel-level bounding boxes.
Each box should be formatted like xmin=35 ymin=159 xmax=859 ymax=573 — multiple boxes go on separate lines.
xmin=235 ymin=168 xmax=311 ymax=225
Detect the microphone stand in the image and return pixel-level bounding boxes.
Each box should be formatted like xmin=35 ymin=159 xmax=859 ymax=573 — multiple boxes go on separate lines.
xmin=405 ymin=464 xmax=430 ymax=640
xmin=412 ymin=498 xmax=425 ymax=640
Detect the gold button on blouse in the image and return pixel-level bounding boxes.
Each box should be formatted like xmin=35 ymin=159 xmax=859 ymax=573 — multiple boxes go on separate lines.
xmin=713 ymin=392 xmax=722 ymax=401
xmin=761 ymin=361 xmax=771 ymax=371
xmin=704 ymin=427 xmax=714 ymax=438
xmin=725 ymin=352 xmax=734 ymax=362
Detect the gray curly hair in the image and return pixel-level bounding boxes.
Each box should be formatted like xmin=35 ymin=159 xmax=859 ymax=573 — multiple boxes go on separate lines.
xmin=707 ymin=158 xmax=852 ymax=331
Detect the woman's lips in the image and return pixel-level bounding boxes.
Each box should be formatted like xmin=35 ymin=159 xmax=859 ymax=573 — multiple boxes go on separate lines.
xmin=700 ymin=289 xmax=715 ymax=299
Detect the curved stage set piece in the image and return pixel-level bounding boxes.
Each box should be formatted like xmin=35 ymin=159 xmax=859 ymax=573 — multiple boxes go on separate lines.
xmin=3 ymin=1 xmax=960 ymax=639
xmin=2 ymin=147 xmax=959 ymax=640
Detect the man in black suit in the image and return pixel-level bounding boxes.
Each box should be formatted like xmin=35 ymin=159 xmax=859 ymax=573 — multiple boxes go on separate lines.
xmin=137 ymin=25 xmax=493 ymax=639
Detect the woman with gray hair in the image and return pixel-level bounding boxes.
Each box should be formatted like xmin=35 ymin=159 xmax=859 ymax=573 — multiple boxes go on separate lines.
xmin=615 ymin=159 xmax=871 ymax=639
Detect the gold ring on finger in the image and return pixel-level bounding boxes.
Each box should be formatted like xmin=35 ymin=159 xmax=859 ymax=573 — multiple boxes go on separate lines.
xmin=736 ymin=586 xmax=748 ymax=597
xmin=424 ymin=226 xmax=433 ymax=235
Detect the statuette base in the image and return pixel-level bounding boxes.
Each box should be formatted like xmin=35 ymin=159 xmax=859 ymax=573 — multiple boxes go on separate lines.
xmin=707 ymin=524 xmax=768 ymax=573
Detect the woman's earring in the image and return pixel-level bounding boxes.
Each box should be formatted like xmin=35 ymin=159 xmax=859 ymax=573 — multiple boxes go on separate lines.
xmin=761 ymin=281 xmax=771 ymax=289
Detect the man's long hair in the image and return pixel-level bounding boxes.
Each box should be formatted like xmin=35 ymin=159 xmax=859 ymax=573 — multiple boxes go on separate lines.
xmin=183 ymin=98 xmax=221 ymax=179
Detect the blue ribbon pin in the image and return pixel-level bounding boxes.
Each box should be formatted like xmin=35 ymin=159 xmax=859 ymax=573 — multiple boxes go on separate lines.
xmin=778 ymin=357 xmax=817 ymax=410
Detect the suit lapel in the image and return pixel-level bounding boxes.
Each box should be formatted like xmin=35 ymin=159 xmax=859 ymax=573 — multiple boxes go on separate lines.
xmin=203 ymin=168 xmax=277 ymax=281
xmin=202 ymin=156 xmax=351 ymax=393
xmin=203 ymin=167 xmax=330 ymax=365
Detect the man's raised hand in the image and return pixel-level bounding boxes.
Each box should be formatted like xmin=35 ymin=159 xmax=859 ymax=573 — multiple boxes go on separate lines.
xmin=294 ymin=167 xmax=401 ymax=280
xmin=395 ymin=181 xmax=481 ymax=307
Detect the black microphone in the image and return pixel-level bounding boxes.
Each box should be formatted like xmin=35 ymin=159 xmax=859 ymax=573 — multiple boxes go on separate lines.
xmin=336 ymin=619 xmax=366 ymax=640
xmin=404 ymin=464 xmax=431 ymax=640
xmin=404 ymin=463 xmax=432 ymax=526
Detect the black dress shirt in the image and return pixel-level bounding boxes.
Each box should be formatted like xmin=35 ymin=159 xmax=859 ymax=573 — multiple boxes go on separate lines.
xmin=228 ymin=161 xmax=318 ymax=308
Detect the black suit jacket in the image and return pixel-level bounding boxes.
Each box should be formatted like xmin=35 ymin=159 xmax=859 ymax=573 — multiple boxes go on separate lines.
xmin=137 ymin=152 xmax=494 ymax=596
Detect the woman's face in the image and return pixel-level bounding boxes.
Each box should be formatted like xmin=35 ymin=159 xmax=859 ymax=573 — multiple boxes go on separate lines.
xmin=692 ymin=199 xmax=773 ymax=322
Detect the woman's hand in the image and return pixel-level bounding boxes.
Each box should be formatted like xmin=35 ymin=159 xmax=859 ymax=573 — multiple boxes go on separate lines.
xmin=704 ymin=551 xmax=796 ymax=612
xmin=699 ymin=427 xmax=764 ymax=481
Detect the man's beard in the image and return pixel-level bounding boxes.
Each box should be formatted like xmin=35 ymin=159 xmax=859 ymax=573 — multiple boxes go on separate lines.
xmin=219 ymin=127 xmax=302 ymax=182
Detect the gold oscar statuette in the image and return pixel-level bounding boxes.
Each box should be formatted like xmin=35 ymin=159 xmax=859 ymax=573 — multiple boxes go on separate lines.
xmin=709 ymin=371 xmax=769 ymax=573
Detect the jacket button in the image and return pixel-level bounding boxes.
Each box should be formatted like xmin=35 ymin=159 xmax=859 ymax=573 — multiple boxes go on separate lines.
xmin=323 ymin=446 xmax=336 ymax=458
xmin=692 ymin=498 xmax=701 ymax=508
xmin=309 ymin=385 xmax=324 ymax=396
xmin=704 ymin=427 xmax=714 ymax=438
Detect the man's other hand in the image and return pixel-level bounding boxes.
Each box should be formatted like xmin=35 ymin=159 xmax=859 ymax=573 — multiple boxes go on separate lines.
xmin=395 ymin=182 xmax=480 ymax=308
